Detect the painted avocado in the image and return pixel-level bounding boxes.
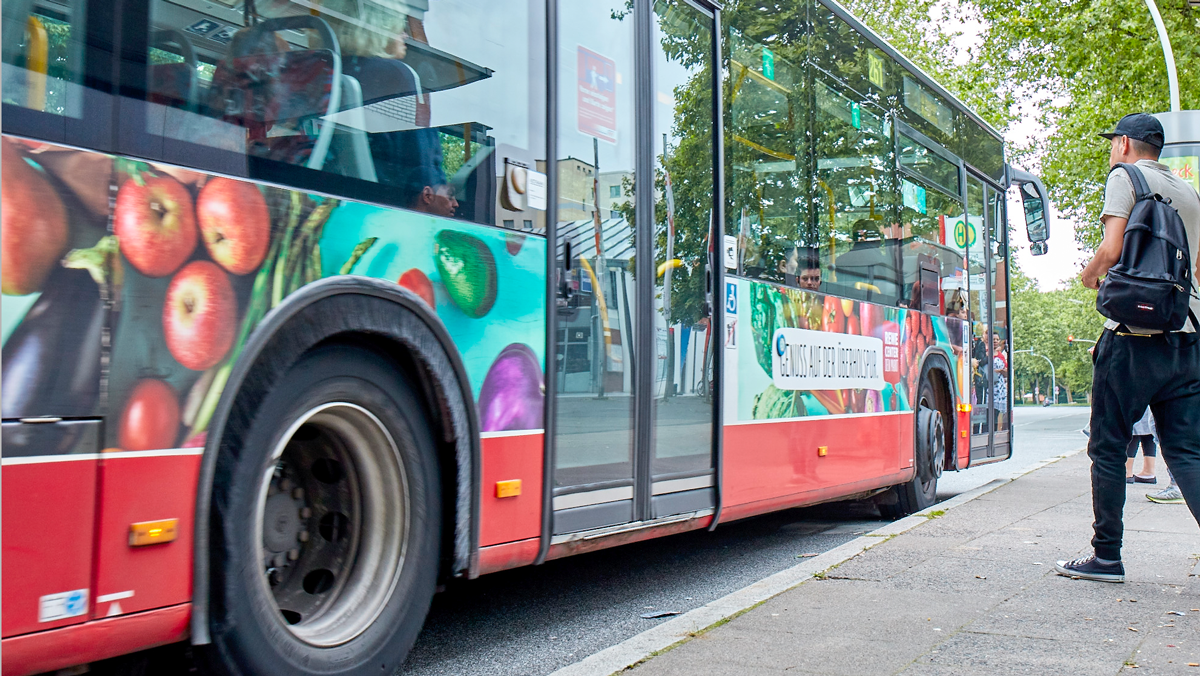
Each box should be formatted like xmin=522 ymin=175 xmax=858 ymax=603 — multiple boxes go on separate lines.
xmin=434 ymin=230 xmax=497 ymax=318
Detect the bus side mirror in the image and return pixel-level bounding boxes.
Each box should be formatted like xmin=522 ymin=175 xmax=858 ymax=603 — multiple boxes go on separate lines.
xmin=1007 ymin=166 xmax=1051 ymax=256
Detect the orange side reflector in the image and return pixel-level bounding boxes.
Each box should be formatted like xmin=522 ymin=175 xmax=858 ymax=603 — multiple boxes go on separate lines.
xmin=817 ymin=446 xmax=828 ymax=457
xmin=495 ymin=480 xmax=522 ymax=498
xmin=129 ymin=519 xmax=178 ymax=547
xmin=957 ymin=403 xmax=972 ymax=412
xmin=961 ymin=430 xmax=969 ymax=438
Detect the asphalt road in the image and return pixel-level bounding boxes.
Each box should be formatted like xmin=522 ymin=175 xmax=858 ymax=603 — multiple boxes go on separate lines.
xmin=400 ymin=405 xmax=1092 ymax=676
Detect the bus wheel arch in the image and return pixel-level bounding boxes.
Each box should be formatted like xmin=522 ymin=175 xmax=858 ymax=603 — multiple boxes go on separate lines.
xmin=191 ymin=277 xmax=480 ymax=648
xmin=880 ymin=352 xmax=955 ymax=517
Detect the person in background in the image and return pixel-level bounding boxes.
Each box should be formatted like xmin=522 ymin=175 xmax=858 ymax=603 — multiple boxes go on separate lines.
xmin=992 ymin=331 xmax=1009 ymax=425
xmin=1125 ymin=408 xmax=1158 ymax=484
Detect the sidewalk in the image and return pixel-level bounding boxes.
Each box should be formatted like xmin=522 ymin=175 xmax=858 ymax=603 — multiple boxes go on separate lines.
xmin=628 ymin=452 xmax=1200 ymax=675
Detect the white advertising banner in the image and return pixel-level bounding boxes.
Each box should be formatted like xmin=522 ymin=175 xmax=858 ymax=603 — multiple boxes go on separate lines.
xmin=771 ymin=328 xmax=886 ymax=391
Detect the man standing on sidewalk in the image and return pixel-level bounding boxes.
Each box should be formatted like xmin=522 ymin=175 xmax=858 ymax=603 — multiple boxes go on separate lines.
xmin=1056 ymin=113 xmax=1200 ymax=583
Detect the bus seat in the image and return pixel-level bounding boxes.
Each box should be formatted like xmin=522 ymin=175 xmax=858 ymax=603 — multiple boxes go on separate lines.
xmin=204 ymin=16 xmax=342 ymax=171
xmin=148 ymin=30 xmax=198 ymax=111
xmin=326 ymin=74 xmax=378 ymax=181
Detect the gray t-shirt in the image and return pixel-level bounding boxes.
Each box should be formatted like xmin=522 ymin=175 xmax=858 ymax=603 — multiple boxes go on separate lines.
xmin=1100 ymin=159 xmax=1200 ymax=333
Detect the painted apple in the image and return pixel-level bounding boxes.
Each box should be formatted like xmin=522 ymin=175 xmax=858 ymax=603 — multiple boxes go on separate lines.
xmin=114 ymin=174 xmax=197 ymax=277
xmin=197 ymin=177 xmax=271 ymax=275
xmin=398 ymin=268 xmax=435 ymax=307
xmin=163 ymin=261 xmax=236 ymax=370
xmin=477 ymin=343 xmax=544 ymax=432
xmin=859 ymin=302 xmax=881 ymax=337
xmin=2 ymin=139 xmax=68 ymax=295
xmin=118 ymin=378 xmax=181 ymax=451
xmin=434 ymin=230 xmax=497 ymax=318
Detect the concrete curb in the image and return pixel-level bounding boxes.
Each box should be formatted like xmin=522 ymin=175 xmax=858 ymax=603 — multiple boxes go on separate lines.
xmin=548 ymin=447 xmax=1087 ymax=676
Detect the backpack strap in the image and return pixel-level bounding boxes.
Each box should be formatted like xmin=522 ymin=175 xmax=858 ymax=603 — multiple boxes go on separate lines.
xmin=1113 ymin=162 xmax=1153 ymax=201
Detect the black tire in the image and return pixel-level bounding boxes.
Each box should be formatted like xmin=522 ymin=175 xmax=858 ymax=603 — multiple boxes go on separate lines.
xmin=200 ymin=344 xmax=440 ymax=676
xmin=881 ymin=374 xmax=945 ymax=518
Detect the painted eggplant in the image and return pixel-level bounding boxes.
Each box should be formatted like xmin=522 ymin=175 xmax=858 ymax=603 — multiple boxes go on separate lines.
xmin=2 ymin=266 xmax=104 ymax=418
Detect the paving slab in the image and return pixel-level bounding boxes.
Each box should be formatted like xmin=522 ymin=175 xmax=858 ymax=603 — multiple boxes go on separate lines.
xmin=626 ymin=450 xmax=1200 ymax=676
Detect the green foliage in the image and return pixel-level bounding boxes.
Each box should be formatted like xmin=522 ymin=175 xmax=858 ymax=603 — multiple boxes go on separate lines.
xmin=1010 ymin=267 xmax=1106 ymax=395
xmin=962 ymin=0 xmax=1200 ymax=251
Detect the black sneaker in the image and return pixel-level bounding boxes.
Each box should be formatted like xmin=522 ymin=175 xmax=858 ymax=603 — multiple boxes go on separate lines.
xmin=1054 ymin=554 xmax=1125 ymax=583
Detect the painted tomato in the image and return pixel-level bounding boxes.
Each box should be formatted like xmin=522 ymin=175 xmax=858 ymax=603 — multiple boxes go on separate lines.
xmin=398 ymin=268 xmax=436 ymax=307
xmin=822 ymin=295 xmax=846 ymax=333
xmin=118 ymin=378 xmax=181 ymax=451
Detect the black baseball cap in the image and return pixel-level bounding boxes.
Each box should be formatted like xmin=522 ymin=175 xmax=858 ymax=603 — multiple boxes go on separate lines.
xmin=1099 ymin=113 xmax=1165 ymax=149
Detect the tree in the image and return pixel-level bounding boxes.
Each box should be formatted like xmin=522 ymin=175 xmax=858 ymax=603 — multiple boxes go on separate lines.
xmin=951 ymin=0 xmax=1198 ymax=251
xmin=1009 ymin=266 xmax=1107 ymax=399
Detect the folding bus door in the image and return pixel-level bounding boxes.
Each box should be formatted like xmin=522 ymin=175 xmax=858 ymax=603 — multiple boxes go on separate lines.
xmin=551 ymin=0 xmax=718 ymax=535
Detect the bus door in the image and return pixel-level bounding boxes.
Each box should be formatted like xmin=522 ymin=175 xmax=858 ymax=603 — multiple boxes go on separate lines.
xmin=988 ymin=183 xmax=1012 ymax=459
xmin=964 ymin=173 xmax=992 ymax=460
xmin=1 ymin=0 xmax=108 ymax=638
xmin=551 ymin=0 xmax=718 ymax=535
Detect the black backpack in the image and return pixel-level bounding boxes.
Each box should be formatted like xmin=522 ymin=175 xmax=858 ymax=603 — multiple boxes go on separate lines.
xmin=1096 ymin=163 xmax=1198 ymax=332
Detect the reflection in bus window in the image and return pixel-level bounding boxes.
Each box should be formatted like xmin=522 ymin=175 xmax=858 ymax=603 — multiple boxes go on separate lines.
xmin=812 ymin=78 xmax=900 ymax=306
xmin=726 ymin=25 xmax=808 ymax=285
xmin=140 ymin=0 xmax=545 ymax=229
xmin=899 ymin=177 xmax=963 ymax=314
xmin=2 ymin=0 xmax=87 ymax=117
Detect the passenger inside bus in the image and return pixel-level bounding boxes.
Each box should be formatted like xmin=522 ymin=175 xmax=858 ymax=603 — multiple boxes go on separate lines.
xmin=796 ymin=247 xmax=822 ymax=292
xmin=831 ymin=219 xmax=899 ymax=302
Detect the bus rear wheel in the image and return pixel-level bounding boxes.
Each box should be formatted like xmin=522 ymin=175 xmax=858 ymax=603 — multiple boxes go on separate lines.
xmin=881 ymin=376 xmax=945 ymax=518
xmin=201 ymin=344 xmax=440 ymax=676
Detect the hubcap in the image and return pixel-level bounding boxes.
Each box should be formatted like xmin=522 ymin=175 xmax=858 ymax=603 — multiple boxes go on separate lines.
xmin=254 ymin=403 xmax=408 ymax=647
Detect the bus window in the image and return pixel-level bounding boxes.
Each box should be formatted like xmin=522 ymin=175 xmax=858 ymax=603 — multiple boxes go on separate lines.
xmin=812 ymin=77 xmax=900 ymax=306
xmin=2 ymin=0 xmax=88 ymax=118
xmin=990 ymin=187 xmax=1011 ymax=431
xmin=898 ymin=176 xmax=963 ymax=314
xmin=726 ymin=25 xmax=809 ymax=285
xmin=135 ymin=0 xmax=545 ymax=229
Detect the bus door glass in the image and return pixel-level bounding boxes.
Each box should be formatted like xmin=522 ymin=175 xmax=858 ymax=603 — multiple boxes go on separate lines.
xmin=553 ymin=0 xmax=717 ymax=534
xmin=965 ymin=173 xmax=992 ymax=453
xmin=552 ymin=1 xmax=639 ymax=533
xmin=649 ymin=0 xmax=716 ymax=517
xmin=989 ymin=184 xmax=1012 ymax=455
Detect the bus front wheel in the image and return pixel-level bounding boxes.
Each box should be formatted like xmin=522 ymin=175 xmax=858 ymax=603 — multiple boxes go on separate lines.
xmin=881 ymin=376 xmax=945 ymax=518
xmin=201 ymin=344 xmax=441 ymax=676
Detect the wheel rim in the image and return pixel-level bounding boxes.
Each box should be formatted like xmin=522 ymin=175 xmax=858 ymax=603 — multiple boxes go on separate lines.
xmin=254 ymin=402 xmax=408 ymax=647
xmin=917 ymin=390 xmax=942 ymax=497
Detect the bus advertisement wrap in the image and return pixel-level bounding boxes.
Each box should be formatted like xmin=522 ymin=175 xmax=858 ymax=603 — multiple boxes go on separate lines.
xmin=730 ymin=278 xmax=963 ymax=421
xmin=0 ymin=138 xmax=548 ymax=446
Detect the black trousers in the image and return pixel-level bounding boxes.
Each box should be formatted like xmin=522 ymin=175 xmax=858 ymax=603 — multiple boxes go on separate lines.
xmin=1126 ymin=435 xmax=1157 ymax=459
xmin=1088 ymin=328 xmax=1200 ymax=560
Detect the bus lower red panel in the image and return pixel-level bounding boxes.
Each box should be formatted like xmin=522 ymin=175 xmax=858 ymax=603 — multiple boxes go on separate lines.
xmin=93 ymin=451 xmax=201 ymax=619
xmin=477 ymin=538 xmax=540 ymax=576
xmin=2 ymin=458 xmax=98 ymax=638
xmin=478 ymin=432 xmax=543 ymax=547
xmin=721 ymin=412 xmax=914 ymax=520
xmin=0 ymin=603 xmax=190 ymax=676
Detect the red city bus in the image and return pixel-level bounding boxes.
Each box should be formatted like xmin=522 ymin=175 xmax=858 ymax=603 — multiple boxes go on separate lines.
xmin=0 ymin=0 xmax=1050 ymax=673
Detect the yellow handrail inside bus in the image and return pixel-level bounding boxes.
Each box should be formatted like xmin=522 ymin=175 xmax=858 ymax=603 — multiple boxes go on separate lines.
xmin=25 ymin=16 xmax=49 ymax=111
